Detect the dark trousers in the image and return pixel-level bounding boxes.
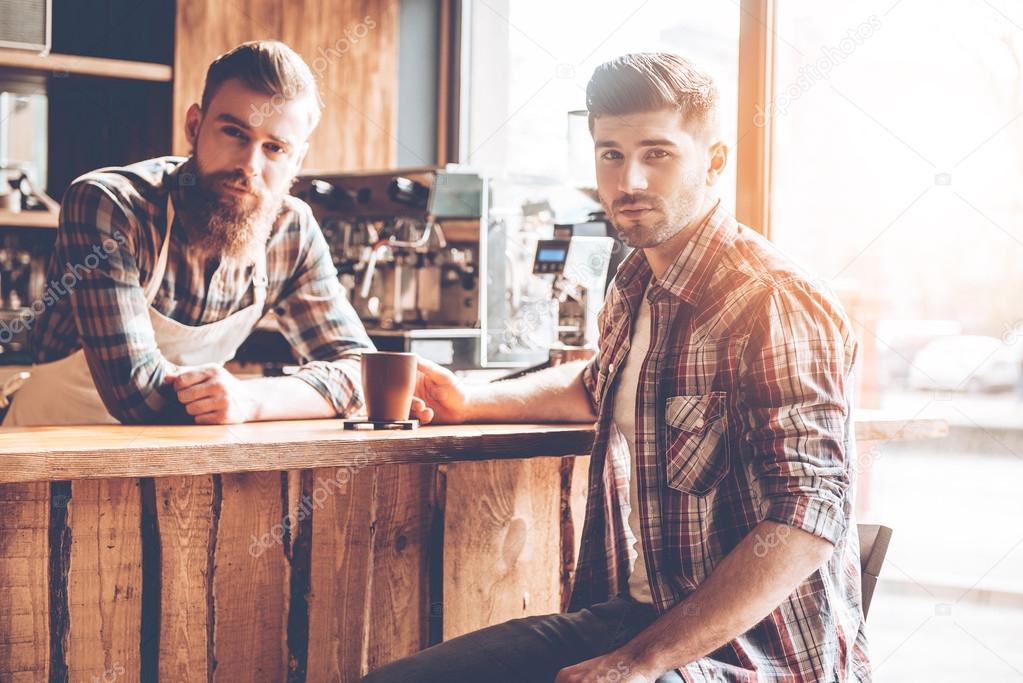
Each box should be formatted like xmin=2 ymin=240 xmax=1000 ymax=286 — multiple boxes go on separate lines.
xmin=361 ymin=595 xmax=685 ymax=683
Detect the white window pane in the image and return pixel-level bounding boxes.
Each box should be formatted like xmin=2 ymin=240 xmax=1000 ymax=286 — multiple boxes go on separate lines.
xmin=464 ymin=0 xmax=739 ymax=212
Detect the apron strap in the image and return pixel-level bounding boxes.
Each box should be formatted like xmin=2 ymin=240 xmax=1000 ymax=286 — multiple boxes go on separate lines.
xmin=143 ymin=192 xmax=174 ymax=305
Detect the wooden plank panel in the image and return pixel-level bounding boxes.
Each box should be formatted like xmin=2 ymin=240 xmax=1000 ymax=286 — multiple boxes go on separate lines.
xmin=559 ymin=455 xmax=591 ymax=610
xmin=155 ymin=476 xmax=217 ymax=682
xmin=211 ymin=471 xmax=288 ymax=683
xmin=443 ymin=458 xmax=563 ymax=639
xmin=281 ymin=0 xmax=400 ymax=172
xmin=173 ymin=0 xmax=284 ymax=156
xmin=0 ymin=483 xmax=49 ymax=681
xmin=67 ymin=478 xmax=142 ymax=683
xmin=306 ymin=463 xmax=433 ymax=681
xmin=307 ymin=464 xmax=375 ymax=682
xmin=365 ymin=464 xmax=432 ymax=671
xmin=0 ymin=422 xmax=596 ymax=484
xmin=283 ymin=470 xmax=313 ymax=682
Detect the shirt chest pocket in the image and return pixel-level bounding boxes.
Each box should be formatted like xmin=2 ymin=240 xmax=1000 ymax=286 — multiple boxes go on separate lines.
xmin=664 ymin=392 xmax=729 ymax=495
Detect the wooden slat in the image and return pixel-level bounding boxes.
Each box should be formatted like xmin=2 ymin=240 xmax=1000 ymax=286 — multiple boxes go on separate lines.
xmin=0 ymin=48 xmax=172 ymax=81
xmin=306 ymin=463 xmax=433 ymax=681
xmin=560 ymin=455 xmax=591 ymax=610
xmin=0 ymin=412 xmax=941 ymax=485
xmin=0 ymin=422 xmax=597 ymax=484
xmin=282 ymin=0 xmax=399 ymax=172
xmin=0 ymin=209 xmax=58 ymax=229
xmin=735 ymin=0 xmax=777 ymax=236
xmin=211 ymin=472 xmax=288 ymax=683
xmin=0 ymin=483 xmax=49 ymax=681
xmin=67 ymin=479 xmax=142 ymax=683
xmin=442 ymin=458 xmax=563 ymax=639
xmin=307 ymin=464 xmax=375 ymax=682
xmin=365 ymin=464 xmax=432 ymax=671
xmin=155 ymin=476 xmax=216 ymax=682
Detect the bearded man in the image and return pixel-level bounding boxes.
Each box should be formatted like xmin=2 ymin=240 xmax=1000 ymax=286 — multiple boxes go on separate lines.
xmin=4 ymin=41 xmax=423 ymax=427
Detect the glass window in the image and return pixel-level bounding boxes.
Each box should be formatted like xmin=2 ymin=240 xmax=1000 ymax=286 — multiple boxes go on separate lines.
xmin=462 ymin=0 xmax=739 ymax=212
xmin=771 ymin=1 xmax=1023 ymax=677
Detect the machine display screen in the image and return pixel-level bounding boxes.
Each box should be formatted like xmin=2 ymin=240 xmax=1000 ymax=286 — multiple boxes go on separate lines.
xmin=537 ymin=247 xmax=568 ymax=263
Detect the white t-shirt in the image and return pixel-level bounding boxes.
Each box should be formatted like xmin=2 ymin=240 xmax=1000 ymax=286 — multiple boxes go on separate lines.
xmin=611 ymin=286 xmax=654 ymax=604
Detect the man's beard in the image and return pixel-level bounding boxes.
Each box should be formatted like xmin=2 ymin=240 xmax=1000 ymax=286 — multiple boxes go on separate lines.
xmin=176 ymin=159 xmax=287 ymax=263
xmin=601 ymin=186 xmax=704 ymax=250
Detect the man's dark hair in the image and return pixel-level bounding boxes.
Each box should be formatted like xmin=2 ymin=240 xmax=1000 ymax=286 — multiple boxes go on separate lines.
xmin=200 ymin=40 xmax=322 ymax=127
xmin=586 ymin=53 xmax=719 ymax=139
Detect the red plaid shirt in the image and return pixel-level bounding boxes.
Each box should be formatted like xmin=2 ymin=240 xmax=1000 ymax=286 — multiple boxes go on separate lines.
xmin=572 ymin=203 xmax=870 ymax=681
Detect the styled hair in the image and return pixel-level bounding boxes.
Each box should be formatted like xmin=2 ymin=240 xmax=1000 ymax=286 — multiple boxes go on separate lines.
xmin=586 ymin=53 xmax=719 ymax=138
xmin=200 ymin=40 xmax=322 ymax=128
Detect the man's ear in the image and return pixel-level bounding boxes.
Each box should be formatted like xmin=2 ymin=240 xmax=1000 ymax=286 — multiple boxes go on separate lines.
xmin=706 ymin=141 xmax=729 ymax=186
xmin=184 ymin=104 xmax=203 ymax=149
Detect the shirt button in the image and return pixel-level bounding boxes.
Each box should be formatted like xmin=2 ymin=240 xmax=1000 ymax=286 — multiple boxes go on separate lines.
xmin=608 ymin=363 xmax=615 ymax=373
xmin=694 ymin=418 xmax=705 ymax=429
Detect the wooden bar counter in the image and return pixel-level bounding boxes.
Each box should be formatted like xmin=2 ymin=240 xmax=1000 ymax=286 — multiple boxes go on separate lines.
xmin=0 ymin=414 xmax=945 ymax=682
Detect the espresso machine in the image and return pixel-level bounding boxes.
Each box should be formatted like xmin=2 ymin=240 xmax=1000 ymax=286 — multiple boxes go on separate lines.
xmin=291 ymin=167 xmax=486 ymax=369
xmin=283 ymin=167 xmax=616 ymax=372
xmin=0 ymin=229 xmax=51 ymax=364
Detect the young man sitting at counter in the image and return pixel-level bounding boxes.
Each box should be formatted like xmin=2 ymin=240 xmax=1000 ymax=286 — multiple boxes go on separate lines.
xmin=5 ymin=41 xmax=430 ymax=427
xmin=378 ymin=54 xmax=868 ymax=682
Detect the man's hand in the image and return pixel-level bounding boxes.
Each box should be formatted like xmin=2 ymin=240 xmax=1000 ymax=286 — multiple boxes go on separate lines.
xmin=555 ymin=652 xmax=659 ymax=683
xmin=167 ymin=364 xmax=259 ymax=425
xmin=413 ymin=357 xmax=470 ymax=424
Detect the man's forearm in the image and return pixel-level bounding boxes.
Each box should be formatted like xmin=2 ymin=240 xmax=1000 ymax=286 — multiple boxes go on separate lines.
xmin=621 ymin=521 xmax=834 ymax=676
xmin=243 ymin=376 xmax=336 ymax=421
xmin=465 ymin=360 xmax=597 ymax=423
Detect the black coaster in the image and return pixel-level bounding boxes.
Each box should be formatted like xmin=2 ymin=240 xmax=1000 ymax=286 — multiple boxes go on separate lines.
xmin=342 ymin=418 xmax=420 ymax=431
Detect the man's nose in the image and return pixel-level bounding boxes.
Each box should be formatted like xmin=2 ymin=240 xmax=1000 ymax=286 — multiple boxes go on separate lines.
xmin=236 ymin=143 xmax=263 ymax=179
xmin=618 ymin=160 xmax=648 ymax=194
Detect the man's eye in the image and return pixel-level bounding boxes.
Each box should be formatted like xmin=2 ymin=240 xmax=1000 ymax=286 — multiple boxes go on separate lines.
xmin=647 ymin=149 xmax=670 ymax=159
xmin=600 ymin=150 xmax=623 ymax=161
xmin=265 ymin=143 xmax=285 ymax=154
xmin=224 ymin=127 xmax=246 ymax=140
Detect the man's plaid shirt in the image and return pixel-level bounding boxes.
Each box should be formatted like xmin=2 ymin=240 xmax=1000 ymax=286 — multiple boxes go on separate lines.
xmin=572 ymin=202 xmax=870 ymax=681
xmin=31 ymin=156 xmax=373 ymax=423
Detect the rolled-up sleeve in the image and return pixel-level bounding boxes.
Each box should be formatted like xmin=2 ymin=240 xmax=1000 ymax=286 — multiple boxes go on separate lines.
xmin=272 ymin=207 xmax=375 ymax=417
xmin=738 ymin=281 xmax=858 ymax=547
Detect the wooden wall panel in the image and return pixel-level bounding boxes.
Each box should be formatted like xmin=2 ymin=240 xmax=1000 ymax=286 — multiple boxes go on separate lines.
xmin=0 ymin=483 xmax=49 ymax=682
xmin=365 ymin=464 xmax=432 ymax=671
xmin=174 ymin=0 xmax=399 ymax=172
xmin=155 ymin=476 xmax=216 ymax=683
xmin=67 ymin=479 xmax=142 ymax=683
xmin=211 ymin=471 xmax=288 ymax=683
xmin=442 ymin=458 xmax=564 ymax=640
xmin=306 ymin=464 xmax=374 ymax=682
xmin=306 ymin=463 xmax=432 ymax=682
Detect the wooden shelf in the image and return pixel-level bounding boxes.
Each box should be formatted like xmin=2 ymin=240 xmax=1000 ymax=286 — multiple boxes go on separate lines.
xmin=0 ymin=48 xmax=172 ymax=82
xmin=0 ymin=209 xmax=58 ymax=229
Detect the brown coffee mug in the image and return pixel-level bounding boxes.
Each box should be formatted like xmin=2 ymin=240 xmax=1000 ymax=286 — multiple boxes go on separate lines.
xmin=361 ymin=352 xmax=418 ymax=421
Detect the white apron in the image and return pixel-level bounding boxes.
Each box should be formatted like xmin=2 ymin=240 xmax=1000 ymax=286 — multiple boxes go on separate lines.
xmin=3 ymin=193 xmax=268 ymax=426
